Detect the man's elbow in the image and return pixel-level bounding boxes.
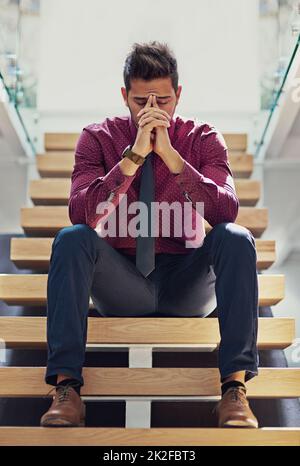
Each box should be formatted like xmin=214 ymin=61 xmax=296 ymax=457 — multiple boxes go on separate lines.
xmin=68 ymin=199 xmax=87 ymax=226
xmin=213 ymin=195 xmax=239 ymax=225
xmin=227 ymin=195 xmax=239 ymax=223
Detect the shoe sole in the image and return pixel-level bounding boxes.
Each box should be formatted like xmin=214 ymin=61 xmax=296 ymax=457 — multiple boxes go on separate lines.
xmin=40 ymin=418 xmax=85 ymax=427
xmin=222 ymin=420 xmax=258 ymax=428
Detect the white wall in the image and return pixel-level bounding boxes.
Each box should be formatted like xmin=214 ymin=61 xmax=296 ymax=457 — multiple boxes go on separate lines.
xmin=37 ymin=0 xmax=260 ymax=135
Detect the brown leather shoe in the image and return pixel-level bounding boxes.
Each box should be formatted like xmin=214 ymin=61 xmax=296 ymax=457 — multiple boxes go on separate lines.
xmin=213 ymin=386 xmax=258 ymax=428
xmin=40 ymin=384 xmax=86 ymax=427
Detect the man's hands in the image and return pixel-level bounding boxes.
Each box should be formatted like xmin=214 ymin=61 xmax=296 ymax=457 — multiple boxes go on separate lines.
xmin=149 ymin=94 xmax=173 ymax=158
xmin=132 ymin=94 xmax=172 ymax=158
xmin=131 ymin=93 xmax=185 ymax=174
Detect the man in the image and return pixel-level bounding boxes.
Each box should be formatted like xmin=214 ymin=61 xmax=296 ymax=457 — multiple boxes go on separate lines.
xmin=40 ymin=41 xmax=259 ymax=428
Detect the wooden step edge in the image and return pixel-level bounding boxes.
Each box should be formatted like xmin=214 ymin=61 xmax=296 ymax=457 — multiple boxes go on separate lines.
xmin=0 ymin=274 xmax=285 ymax=307
xmin=20 ymin=206 xmax=269 ymax=239
xmin=10 ymin=237 xmax=276 ymax=271
xmin=0 ymin=367 xmax=299 ymax=398
xmin=0 ymin=316 xmax=295 ymax=349
xmin=44 ymin=132 xmax=248 ymax=152
xmin=36 ymin=153 xmax=254 ymax=178
xmin=28 ymin=178 xmax=261 ymax=207
xmin=0 ymin=427 xmax=299 ymax=446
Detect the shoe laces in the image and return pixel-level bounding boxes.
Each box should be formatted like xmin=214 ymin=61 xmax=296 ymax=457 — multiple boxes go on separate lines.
xmin=211 ymin=386 xmax=247 ymax=414
xmin=228 ymin=387 xmax=247 ymax=405
xmin=46 ymin=382 xmax=81 ymax=402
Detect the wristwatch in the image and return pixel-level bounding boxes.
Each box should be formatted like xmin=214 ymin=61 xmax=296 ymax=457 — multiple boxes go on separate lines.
xmin=121 ymin=145 xmax=145 ymax=166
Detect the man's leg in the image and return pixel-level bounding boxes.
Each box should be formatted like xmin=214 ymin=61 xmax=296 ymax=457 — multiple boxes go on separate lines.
xmin=155 ymin=222 xmax=259 ymax=427
xmin=208 ymin=222 xmax=259 ymax=384
xmin=156 ymin=222 xmax=259 ymax=382
xmin=45 ymin=224 xmax=156 ymax=388
xmin=199 ymin=222 xmax=259 ymax=427
xmin=41 ymin=224 xmax=97 ymax=426
xmin=42 ymin=223 xmax=156 ymax=426
xmin=45 ymin=224 xmax=97 ymax=388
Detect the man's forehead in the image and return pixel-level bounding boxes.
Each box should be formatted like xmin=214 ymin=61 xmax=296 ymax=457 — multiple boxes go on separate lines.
xmin=129 ymin=79 xmax=173 ymax=98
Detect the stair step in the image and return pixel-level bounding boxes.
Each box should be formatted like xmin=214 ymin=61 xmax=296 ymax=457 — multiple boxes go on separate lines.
xmin=44 ymin=132 xmax=248 ymax=152
xmin=223 ymin=133 xmax=248 ymax=151
xmin=0 ymin=427 xmax=299 ymax=446
xmin=29 ymin=178 xmax=261 ymax=207
xmin=36 ymin=152 xmax=254 ymax=178
xmin=37 ymin=152 xmax=74 ymax=178
xmin=10 ymin=237 xmax=275 ymax=270
xmin=20 ymin=206 xmax=268 ymax=237
xmin=44 ymin=132 xmax=81 ymax=151
xmin=0 ymin=367 xmax=299 ymax=397
xmin=0 ymin=274 xmax=285 ymax=306
xmin=0 ymin=316 xmax=294 ymax=349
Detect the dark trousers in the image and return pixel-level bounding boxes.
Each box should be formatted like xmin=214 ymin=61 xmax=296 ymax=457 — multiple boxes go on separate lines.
xmin=45 ymin=222 xmax=259 ymax=387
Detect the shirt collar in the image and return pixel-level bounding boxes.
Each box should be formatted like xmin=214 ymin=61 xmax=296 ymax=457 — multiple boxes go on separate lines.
xmin=129 ymin=113 xmax=176 ymax=143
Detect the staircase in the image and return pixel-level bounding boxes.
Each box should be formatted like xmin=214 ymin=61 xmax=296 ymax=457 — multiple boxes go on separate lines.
xmin=0 ymin=132 xmax=299 ymax=446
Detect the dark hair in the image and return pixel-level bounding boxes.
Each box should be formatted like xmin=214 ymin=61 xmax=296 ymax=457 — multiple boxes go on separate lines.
xmin=123 ymin=41 xmax=178 ymax=94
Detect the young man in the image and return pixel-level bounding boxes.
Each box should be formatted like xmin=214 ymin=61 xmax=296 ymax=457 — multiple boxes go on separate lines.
xmin=40 ymin=41 xmax=259 ymax=428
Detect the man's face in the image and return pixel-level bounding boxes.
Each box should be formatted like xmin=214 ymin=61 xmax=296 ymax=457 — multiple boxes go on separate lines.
xmin=121 ymin=77 xmax=182 ymax=129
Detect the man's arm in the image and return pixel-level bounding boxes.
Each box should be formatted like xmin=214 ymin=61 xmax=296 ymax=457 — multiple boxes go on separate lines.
xmin=68 ymin=127 xmax=138 ymax=228
xmin=170 ymin=124 xmax=239 ymax=227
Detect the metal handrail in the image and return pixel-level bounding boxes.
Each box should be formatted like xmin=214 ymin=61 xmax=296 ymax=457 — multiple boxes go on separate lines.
xmin=255 ymin=33 xmax=300 ymax=157
xmin=0 ymin=68 xmax=36 ymax=155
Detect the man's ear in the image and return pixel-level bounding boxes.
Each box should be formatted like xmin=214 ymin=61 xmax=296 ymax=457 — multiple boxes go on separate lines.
xmin=121 ymin=87 xmax=129 ymax=107
xmin=175 ymin=85 xmax=182 ymax=105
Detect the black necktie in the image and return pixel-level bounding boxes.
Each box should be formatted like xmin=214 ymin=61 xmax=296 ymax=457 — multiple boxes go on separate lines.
xmin=136 ymin=151 xmax=155 ymax=277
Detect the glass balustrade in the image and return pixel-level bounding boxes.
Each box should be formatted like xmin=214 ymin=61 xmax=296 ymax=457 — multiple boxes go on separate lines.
xmin=0 ymin=0 xmax=40 ymax=155
xmin=254 ymin=0 xmax=300 ymax=158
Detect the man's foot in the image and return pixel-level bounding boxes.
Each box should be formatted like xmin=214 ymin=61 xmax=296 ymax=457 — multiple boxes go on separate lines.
xmin=40 ymin=383 xmax=86 ymax=427
xmin=213 ymin=386 xmax=258 ymax=428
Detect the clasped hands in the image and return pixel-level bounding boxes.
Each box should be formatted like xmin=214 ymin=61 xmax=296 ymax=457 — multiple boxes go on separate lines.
xmin=136 ymin=94 xmax=173 ymax=158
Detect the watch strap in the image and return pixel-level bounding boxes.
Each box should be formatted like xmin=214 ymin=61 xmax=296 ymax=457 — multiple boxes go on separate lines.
xmin=122 ymin=145 xmax=145 ymax=166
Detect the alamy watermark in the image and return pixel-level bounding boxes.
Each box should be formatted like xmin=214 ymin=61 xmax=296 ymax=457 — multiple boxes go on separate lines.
xmin=93 ymin=194 xmax=206 ymax=248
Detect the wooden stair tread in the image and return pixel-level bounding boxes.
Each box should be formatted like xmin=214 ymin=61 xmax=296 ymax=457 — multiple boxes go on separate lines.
xmin=44 ymin=132 xmax=248 ymax=152
xmin=0 ymin=316 xmax=294 ymax=349
xmin=223 ymin=133 xmax=247 ymax=151
xmin=37 ymin=153 xmax=74 ymax=178
xmin=29 ymin=178 xmax=261 ymax=207
xmin=0 ymin=273 xmax=285 ymax=306
xmin=0 ymin=427 xmax=299 ymax=446
xmin=0 ymin=367 xmax=299 ymax=397
xmin=20 ymin=206 xmax=268 ymax=237
xmin=10 ymin=237 xmax=276 ymax=270
xmin=36 ymin=152 xmax=254 ymax=178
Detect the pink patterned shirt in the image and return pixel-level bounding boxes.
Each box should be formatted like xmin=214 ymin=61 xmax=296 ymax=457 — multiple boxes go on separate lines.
xmin=69 ymin=114 xmax=239 ymax=254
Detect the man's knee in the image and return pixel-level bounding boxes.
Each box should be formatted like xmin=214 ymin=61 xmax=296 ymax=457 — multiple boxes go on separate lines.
xmin=53 ymin=224 xmax=96 ymax=250
xmin=212 ymin=222 xmax=256 ymax=249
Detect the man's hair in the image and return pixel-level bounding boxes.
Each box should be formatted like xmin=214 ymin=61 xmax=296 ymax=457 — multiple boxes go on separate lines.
xmin=123 ymin=41 xmax=178 ymax=94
